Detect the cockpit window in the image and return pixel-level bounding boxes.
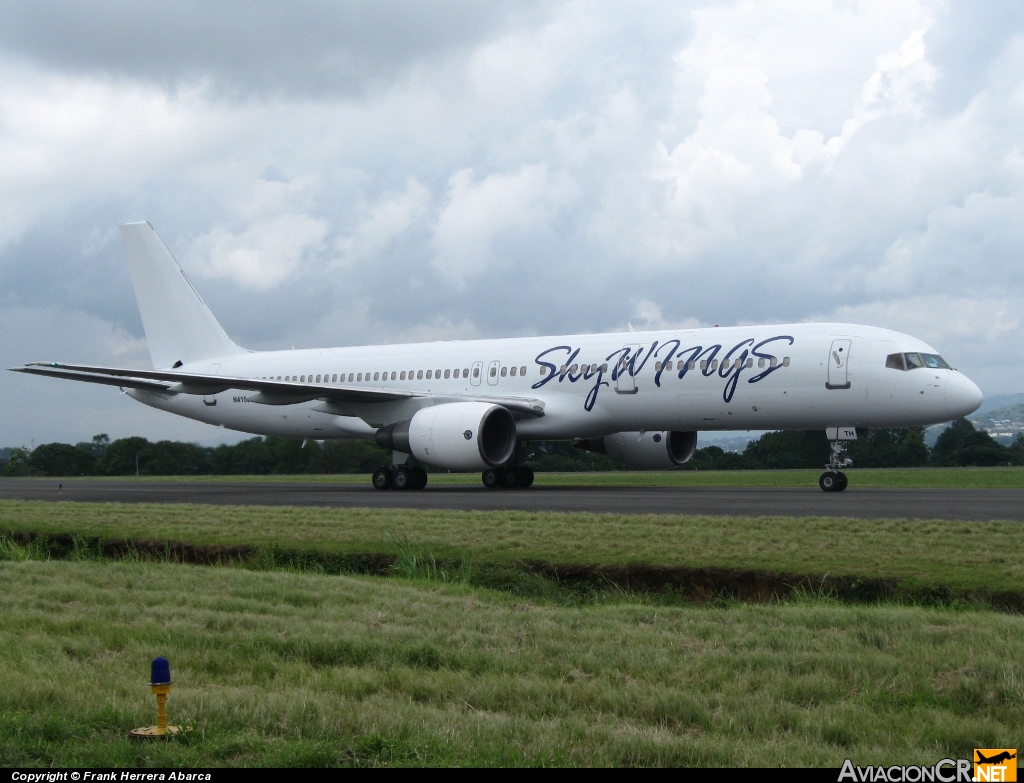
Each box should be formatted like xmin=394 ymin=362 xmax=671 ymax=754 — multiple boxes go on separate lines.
xmin=920 ymin=353 xmax=950 ymax=369
xmin=885 ymin=352 xmax=951 ymax=371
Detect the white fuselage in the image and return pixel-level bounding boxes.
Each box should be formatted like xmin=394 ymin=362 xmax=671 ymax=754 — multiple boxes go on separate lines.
xmin=128 ymin=322 xmax=983 ymax=441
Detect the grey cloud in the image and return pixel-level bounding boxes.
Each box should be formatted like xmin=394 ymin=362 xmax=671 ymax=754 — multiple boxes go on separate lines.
xmin=0 ymin=0 xmax=553 ymax=97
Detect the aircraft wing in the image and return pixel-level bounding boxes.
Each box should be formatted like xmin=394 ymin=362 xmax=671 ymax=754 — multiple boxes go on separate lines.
xmin=11 ymin=362 xmax=545 ymax=417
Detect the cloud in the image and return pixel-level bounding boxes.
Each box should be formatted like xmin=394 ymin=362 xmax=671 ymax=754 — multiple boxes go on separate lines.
xmin=0 ymin=0 xmax=553 ymax=98
xmin=189 ymin=213 xmax=329 ymax=290
xmin=432 ymin=164 xmax=578 ymax=284
xmin=3 ymin=0 xmax=1024 ymax=447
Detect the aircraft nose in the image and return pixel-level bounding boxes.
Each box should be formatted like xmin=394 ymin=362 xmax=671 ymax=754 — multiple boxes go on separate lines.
xmin=945 ymin=373 xmax=983 ymax=419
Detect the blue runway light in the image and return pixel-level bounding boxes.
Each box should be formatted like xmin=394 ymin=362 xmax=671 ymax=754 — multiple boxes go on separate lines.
xmin=150 ymin=656 xmax=172 ymax=685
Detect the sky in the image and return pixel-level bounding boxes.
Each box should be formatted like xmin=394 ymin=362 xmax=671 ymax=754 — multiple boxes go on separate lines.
xmin=1 ymin=0 xmax=1022 ymax=447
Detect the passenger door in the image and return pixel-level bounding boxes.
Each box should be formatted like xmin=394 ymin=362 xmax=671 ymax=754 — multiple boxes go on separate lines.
xmin=826 ymin=339 xmax=852 ymax=390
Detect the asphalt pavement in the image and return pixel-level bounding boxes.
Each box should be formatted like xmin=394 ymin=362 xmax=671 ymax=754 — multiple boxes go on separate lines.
xmin=1 ymin=478 xmax=1021 ymax=521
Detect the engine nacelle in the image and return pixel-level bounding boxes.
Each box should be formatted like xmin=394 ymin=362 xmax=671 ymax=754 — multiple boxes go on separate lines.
xmin=576 ymin=430 xmax=698 ymax=469
xmin=375 ymin=401 xmax=517 ymax=471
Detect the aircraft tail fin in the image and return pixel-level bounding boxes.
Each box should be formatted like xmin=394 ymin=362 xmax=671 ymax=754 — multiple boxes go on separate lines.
xmin=119 ymin=222 xmax=244 ymax=369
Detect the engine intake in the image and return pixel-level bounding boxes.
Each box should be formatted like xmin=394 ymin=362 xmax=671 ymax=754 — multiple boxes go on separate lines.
xmin=576 ymin=430 xmax=698 ymax=469
xmin=376 ymin=401 xmax=517 ymax=471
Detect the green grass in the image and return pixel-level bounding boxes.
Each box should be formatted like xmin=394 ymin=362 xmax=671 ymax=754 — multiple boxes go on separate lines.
xmin=3 ymin=500 xmax=1024 ymax=597
xmin=8 ymin=466 xmax=1024 ymax=488
xmin=2 ymin=558 xmax=1023 ymax=767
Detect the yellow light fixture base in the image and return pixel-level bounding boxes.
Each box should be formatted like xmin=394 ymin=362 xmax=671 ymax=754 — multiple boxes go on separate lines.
xmin=129 ymin=724 xmax=183 ymax=740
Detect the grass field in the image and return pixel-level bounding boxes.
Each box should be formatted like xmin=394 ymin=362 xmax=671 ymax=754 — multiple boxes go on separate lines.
xmin=4 ymin=494 xmax=1024 ymax=767
xmin=10 ymin=466 xmax=1024 ymax=488
xmin=3 ymin=500 xmax=1024 ymax=597
xmin=2 ymin=557 xmax=1023 ymax=767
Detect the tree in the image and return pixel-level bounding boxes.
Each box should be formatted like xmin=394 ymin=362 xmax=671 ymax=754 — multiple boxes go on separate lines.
xmin=684 ymin=446 xmax=744 ymax=470
xmin=742 ymin=430 xmax=830 ymax=469
xmin=1008 ymin=433 xmax=1024 ymax=467
xmin=28 ymin=442 xmax=97 ymax=476
xmin=895 ymin=428 xmax=929 ymax=467
xmin=0 ymin=447 xmax=36 ymax=476
xmin=97 ymin=437 xmax=151 ymax=475
xmin=931 ymin=419 xmax=1011 ymax=467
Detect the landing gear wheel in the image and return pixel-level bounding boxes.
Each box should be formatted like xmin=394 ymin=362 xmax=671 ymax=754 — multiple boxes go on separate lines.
xmin=372 ymin=468 xmax=392 ymax=491
xmin=516 ymin=466 xmax=535 ymax=488
xmin=410 ymin=467 xmax=428 ymax=490
xmin=391 ymin=466 xmax=411 ymax=490
xmin=482 ymin=469 xmax=499 ymax=489
xmin=819 ymin=472 xmax=839 ymax=492
xmin=836 ymin=472 xmax=848 ymax=492
xmin=499 ymin=466 xmax=520 ymax=488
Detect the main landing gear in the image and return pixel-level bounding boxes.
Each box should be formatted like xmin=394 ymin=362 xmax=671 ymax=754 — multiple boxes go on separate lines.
xmin=819 ymin=434 xmax=853 ymax=492
xmin=372 ymin=465 xmax=428 ymax=491
xmin=481 ymin=465 xmax=535 ymax=489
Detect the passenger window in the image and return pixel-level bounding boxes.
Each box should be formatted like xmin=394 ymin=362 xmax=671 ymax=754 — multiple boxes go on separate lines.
xmin=436 ymin=369 xmax=442 ymax=378
xmin=510 ymin=366 xmax=517 ymax=377
xmin=372 ymin=372 xmax=378 ymax=381
xmin=490 ymin=367 xmax=496 ymax=377
xmin=520 ymin=366 xmax=526 ymax=376
xmin=783 ymin=357 xmax=791 ymax=367
xmin=770 ymin=357 xmax=778 ymax=368
xmin=569 ymin=364 xmax=577 ymax=374
xmin=710 ymin=360 xmax=718 ymax=370
xmin=559 ymin=365 xmax=567 ymax=375
xmin=426 ymin=370 xmax=432 ymax=379
xmin=758 ymin=358 xmax=765 ymax=368
xmin=700 ymin=360 xmax=707 ymax=371
xmin=473 ymin=367 xmax=480 ymax=378
xmin=400 ymin=371 xmax=406 ymax=380
xmin=444 ymin=369 xmax=450 ymax=379
xmin=417 ymin=370 xmax=423 ymax=380
xmin=539 ymin=367 xmax=547 ymax=376
xmin=315 ymin=375 xmax=321 ymax=383
xmin=501 ymin=366 xmax=508 ymax=377
xmin=463 ymin=368 xmax=469 ymax=378
xmin=389 ymin=371 xmax=395 ymax=381
xmin=655 ymin=361 xmax=662 ymax=372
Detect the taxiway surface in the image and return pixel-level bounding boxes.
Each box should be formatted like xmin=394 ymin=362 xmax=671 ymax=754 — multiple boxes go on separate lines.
xmin=1 ymin=478 xmax=1021 ymax=521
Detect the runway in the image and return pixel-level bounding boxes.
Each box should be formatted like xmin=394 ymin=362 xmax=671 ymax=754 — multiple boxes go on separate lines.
xmin=1 ymin=478 xmax=1021 ymax=521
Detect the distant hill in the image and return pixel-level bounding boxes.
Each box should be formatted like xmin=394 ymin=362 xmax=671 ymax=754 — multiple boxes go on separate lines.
xmin=969 ymin=404 xmax=1024 ymax=445
xmin=924 ymin=394 xmax=1024 ymax=447
xmin=976 ymin=393 xmax=1024 ymax=415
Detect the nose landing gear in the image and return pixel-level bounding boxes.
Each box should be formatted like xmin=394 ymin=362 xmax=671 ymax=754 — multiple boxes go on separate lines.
xmin=819 ymin=431 xmax=854 ymax=492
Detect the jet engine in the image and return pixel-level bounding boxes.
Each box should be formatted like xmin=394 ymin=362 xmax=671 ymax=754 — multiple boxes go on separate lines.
xmin=576 ymin=430 xmax=698 ymax=469
xmin=375 ymin=401 xmax=517 ymax=471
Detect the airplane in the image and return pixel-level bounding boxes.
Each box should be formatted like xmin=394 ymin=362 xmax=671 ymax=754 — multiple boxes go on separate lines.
xmin=976 ymin=751 xmax=1016 ymax=765
xmin=11 ymin=222 xmax=983 ymax=492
